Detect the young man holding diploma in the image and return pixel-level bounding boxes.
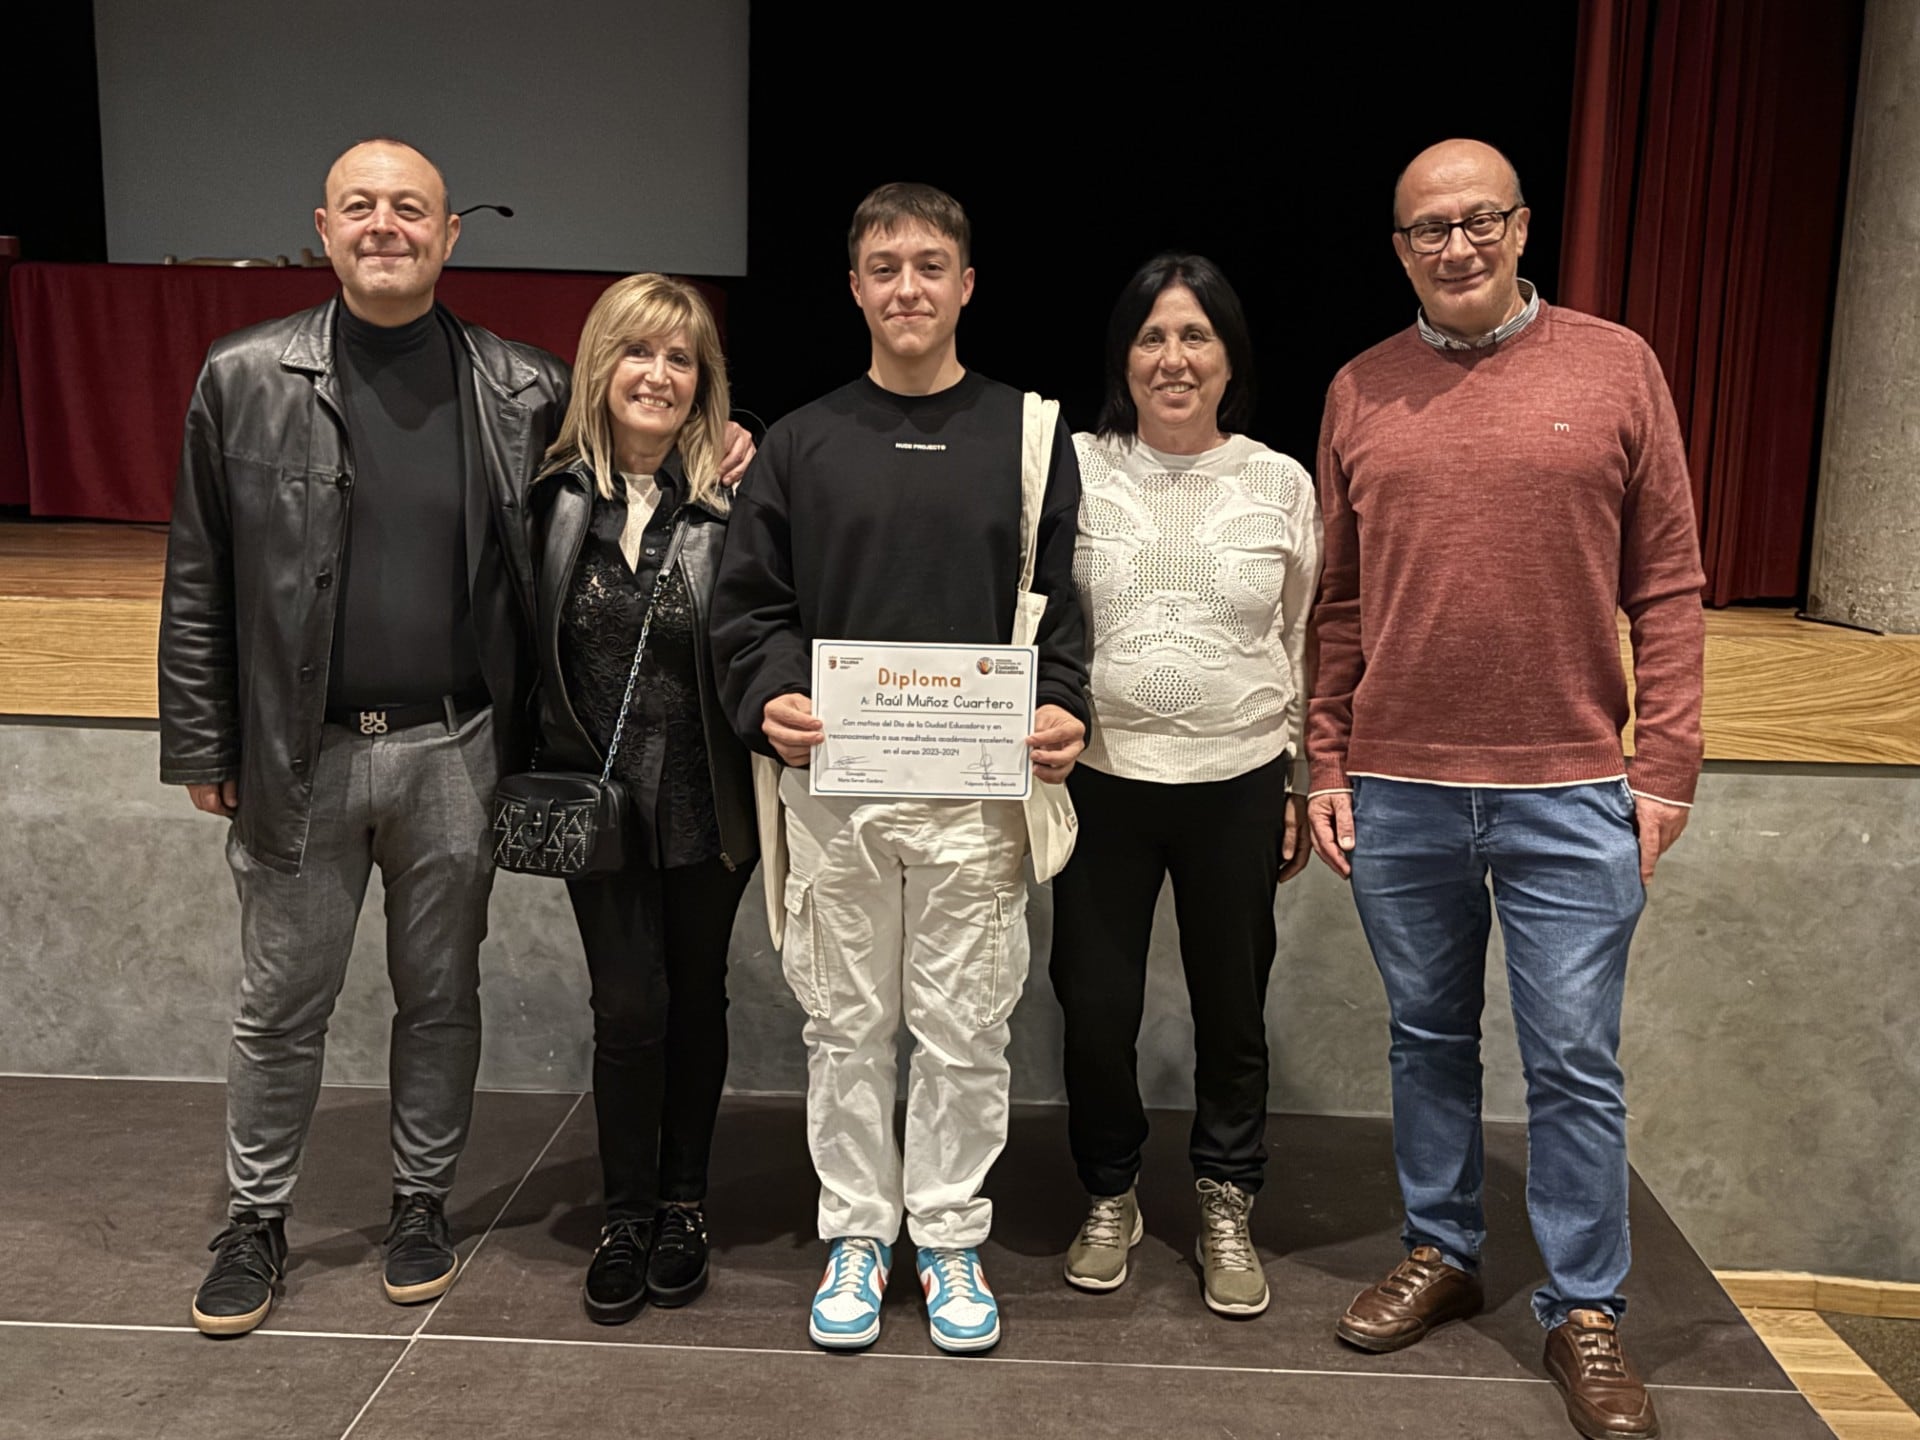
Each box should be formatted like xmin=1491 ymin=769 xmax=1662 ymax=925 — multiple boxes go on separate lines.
xmin=711 ymin=183 xmax=1089 ymax=1353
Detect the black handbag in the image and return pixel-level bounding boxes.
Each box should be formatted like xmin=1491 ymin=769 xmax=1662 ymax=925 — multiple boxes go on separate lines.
xmin=491 ymin=523 xmax=687 ymax=878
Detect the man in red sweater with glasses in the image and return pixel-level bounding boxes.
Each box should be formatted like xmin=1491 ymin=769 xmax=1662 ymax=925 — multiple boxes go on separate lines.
xmin=1307 ymin=138 xmax=1704 ymax=1440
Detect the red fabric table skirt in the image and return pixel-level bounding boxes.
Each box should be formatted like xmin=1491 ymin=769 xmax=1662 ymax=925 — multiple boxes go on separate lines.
xmin=1 ymin=264 xmax=723 ymax=521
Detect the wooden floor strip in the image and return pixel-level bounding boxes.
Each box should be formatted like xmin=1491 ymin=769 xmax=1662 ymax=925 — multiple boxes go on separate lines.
xmin=1721 ymin=1272 xmax=1920 ymax=1322
xmin=9 ymin=521 xmax=1920 ymax=761
xmin=1742 ymin=1307 xmax=1920 ymax=1439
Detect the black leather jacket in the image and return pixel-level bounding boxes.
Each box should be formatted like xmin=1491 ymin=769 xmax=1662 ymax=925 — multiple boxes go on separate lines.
xmin=529 ymin=461 xmax=757 ymax=872
xmin=158 ymin=299 xmax=570 ymax=873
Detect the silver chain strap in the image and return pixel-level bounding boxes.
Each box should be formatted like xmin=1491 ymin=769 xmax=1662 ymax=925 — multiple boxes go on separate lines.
xmin=598 ymin=521 xmax=688 ymax=785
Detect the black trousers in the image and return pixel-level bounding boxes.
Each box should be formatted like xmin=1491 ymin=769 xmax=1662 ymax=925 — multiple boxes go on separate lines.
xmin=1048 ymin=756 xmax=1289 ymax=1197
xmin=566 ymin=852 xmax=752 ymax=1220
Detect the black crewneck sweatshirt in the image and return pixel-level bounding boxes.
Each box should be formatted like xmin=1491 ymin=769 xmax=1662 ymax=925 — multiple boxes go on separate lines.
xmin=710 ymin=370 xmax=1089 ymax=752
xmin=327 ymin=305 xmax=482 ymax=709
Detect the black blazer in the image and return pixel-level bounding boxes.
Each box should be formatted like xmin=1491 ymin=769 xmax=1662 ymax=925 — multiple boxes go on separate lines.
xmin=528 ymin=458 xmax=758 ymax=871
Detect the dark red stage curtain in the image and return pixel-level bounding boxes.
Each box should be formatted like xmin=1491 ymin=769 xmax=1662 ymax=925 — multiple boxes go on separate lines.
xmin=0 ymin=253 xmax=25 ymax=507
xmin=1561 ymin=0 xmax=1860 ymax=605
xmin=5 ymin=265 xmax=724 ymax=522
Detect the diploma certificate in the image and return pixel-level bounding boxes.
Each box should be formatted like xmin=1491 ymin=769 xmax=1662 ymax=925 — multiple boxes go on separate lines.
xmin=810 ymin=640 xmax=1038 ymax=799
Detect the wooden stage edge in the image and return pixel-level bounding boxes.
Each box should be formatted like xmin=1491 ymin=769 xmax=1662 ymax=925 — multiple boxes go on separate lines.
xmin=3 ymin=521 xmax=1918 ymax=766
xmin=1719 ymin=1273 xmax=1920 ymax=1439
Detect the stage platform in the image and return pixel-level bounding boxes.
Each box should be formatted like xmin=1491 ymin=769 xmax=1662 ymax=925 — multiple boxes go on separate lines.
xmin=3 ymin=519 xmax=1918 ymax=763
xmin=0 ymin=1080 xmax=1830 ymax=1439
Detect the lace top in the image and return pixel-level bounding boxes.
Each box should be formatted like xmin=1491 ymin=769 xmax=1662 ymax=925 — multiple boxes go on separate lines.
xmin=1072 ymin=432 xmax=1321 ymax=786
xmin=558 ymin=475 xmax=720 ymax=868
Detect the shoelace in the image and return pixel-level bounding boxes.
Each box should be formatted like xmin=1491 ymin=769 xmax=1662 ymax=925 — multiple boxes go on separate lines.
xmin=653 ymin=1204 xmax=704 ymax=1257
xmin=1377 ymin=1250 xmax=1445 ymax=1303
xmin=207 ymin=1218 xmax=279 ymax=1281
xmin=828 ymin=1239 xmax=881 ymax=1297
xmin=932 ymin=1249 xmax=978 ymax=1300
xmin=1076 ymin=1195 xmax=1130 ymax=1248
xmin=1570 ymin=1320 xmax=1630 ymax=1381
xmin=386 ymin=1194 xmax=443 ymax=1245
xmin=595 ymin=1218 xmax=649 ymax=1271
xmin=1197 ymin=1181 xmax=1257 ymax=1273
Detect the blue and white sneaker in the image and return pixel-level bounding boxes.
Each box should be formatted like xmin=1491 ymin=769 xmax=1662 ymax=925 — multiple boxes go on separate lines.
xmin=916 ymin=1246 xmax=1001 ymax=1353
xmin=809 ymin=1237 xmax=891 ymax=1350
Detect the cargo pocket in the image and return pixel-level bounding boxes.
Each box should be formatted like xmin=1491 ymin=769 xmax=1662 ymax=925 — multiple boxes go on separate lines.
xmin=781 ymin=871 xmax=830 ymax=1020
xmin=973 ymin=882 xmax=1031 ymax=1030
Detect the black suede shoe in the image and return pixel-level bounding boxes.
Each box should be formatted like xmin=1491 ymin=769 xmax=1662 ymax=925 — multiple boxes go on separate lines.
xmin=647 ymin=1203 xmax=710 ymax=1308
xmin=382 ymin=1193 xmax=457 ymax=1304
xmin=191 ymin=1212 xmax=287 ymax=1336
xmin=584 ymin=1217 xmax=653 ymax=1325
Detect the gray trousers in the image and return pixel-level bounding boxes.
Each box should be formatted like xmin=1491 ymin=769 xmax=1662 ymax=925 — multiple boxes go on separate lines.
xmin=223 ymin=708 xmax=497 ymax=1218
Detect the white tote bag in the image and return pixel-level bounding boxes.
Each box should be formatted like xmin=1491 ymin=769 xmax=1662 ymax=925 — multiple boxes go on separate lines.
xmin=1015 ymin=391 xmax=1080 ymax=882
xmin=753 ymin=389 xmax=1080 ymax=949
xmin=752 ymin=751 xmax=790 ymax=948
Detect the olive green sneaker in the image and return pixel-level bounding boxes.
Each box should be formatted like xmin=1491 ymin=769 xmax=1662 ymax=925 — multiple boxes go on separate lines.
xmin=1195 ymin=1178 xmax=1269 ymax=1316
xmin=1063 ymin=1187 xmax=1142 ymax=1291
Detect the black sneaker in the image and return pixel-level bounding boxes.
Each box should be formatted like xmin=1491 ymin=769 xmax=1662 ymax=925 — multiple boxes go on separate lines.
xmin=382 ymin=1193 xmax=457 ymax=1304
xmin=584 ymin=1216 xmax=653 ymax=1325
xmin=191 ymin=1212 xmax=287 ymax=1336
xmin=647 ymin=1203 xmax=710 ymax=1308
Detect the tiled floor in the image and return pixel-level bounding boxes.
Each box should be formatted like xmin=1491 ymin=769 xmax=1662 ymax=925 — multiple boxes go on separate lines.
xmin=0 ymin=1077 xmax=1832 ymax=1439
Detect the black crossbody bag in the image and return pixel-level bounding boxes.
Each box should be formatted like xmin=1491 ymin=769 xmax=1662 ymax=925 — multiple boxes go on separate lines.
xmin=490 ymin=524 xmax=688 ymax=878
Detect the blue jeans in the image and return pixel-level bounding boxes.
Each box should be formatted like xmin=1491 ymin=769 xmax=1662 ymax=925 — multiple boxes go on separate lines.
xmin=1347 ymin=776 xmax=1645 ymax=1329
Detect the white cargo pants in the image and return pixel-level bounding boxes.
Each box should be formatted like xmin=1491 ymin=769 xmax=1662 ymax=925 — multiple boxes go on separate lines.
xmin=778 ymin=768 xmax=1030 ymax=1249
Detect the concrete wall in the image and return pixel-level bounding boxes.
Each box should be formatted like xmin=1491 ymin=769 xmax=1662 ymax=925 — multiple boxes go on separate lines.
xmin=1807 ymin=0 xmax=1920 ymax=634
xmin=3 ymin=720 xmax=1915 ymax=1280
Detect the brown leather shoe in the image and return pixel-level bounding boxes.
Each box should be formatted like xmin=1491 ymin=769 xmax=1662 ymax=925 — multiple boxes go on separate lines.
xmin=1543 ymin=1309 xmax=1660 ymax=1438
xmin=1334 ymin=1245 xmax=1485 ymax=1352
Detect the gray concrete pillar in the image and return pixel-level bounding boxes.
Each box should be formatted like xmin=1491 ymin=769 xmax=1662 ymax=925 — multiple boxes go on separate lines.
xmin=1806 ymin=0 xmax=1920 ymax=635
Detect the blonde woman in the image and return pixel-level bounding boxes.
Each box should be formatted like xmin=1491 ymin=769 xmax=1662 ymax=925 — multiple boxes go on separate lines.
xmin=530 ymin=274 xmax=758 ymax=1323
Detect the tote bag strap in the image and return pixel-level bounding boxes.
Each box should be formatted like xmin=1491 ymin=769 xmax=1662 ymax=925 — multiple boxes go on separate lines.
xmin=1018 ymin=392 xmax=1060 ymax=597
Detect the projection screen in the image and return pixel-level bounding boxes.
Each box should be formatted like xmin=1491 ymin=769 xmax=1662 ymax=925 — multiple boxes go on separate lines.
xmin=93 ymin=0 xmax=748 ymax=275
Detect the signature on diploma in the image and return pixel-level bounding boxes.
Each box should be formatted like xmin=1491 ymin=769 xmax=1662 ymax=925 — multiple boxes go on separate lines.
xmin=830 ymin=751 xmax=870 ymax=773
xmin=965 ymin=742 xmax=1018 ymax=789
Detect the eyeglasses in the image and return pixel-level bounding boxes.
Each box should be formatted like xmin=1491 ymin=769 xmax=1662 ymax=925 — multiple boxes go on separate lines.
xmin=1396 ymin=207 xmax=1522 ymax=254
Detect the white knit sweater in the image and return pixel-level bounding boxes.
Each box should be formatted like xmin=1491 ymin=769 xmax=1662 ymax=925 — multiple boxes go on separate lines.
xmin=1071 ymin=432 xmax=1322 ymax=785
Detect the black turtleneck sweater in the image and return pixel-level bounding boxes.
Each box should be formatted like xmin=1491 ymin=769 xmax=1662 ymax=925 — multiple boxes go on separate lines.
xmin=327 ymin=305 xmax=482 ymax=709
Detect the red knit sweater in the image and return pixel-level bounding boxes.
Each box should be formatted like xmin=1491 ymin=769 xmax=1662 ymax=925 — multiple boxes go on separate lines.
xmin=1307 ymin=302 xmax=1706 ymax=804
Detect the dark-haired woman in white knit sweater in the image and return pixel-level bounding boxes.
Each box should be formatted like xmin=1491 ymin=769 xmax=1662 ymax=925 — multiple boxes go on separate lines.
xmin=1052 ymin=253 xmax=1321 ymax=1318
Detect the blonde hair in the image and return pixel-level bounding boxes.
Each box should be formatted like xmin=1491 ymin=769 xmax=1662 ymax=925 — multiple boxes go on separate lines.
xmin=541 ymin=274 xmax=731 ymax=508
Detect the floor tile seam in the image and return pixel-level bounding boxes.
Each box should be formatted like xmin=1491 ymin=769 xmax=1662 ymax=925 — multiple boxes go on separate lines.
xmin=397 ymin=1332 xmax=1556 ymax=1385
xmin=337 ymin=1334 xmax=420 ymax=1440
xmin=394 ymin=1330 xmax=1802 ymax=1393
xmin=0 ymin=1071 xmax=435 ymax=1091
xmin=0 ymin=1076 xmax=1415 ymax=1124
xmin=0 ymin=1070 xmax=228 ymax=1084
xmin=0 ymin=1318 xmax=404 ymax=1342
xmin=406 ymin=1090 xmax=586 ymax=1341
xmin=0 ymin=1318 xmax=1805 ymax=1399
xmin=0 ymin=1072 xmax=597 ymax=1098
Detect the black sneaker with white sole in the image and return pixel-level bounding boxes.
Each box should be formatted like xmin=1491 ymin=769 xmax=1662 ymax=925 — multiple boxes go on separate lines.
xmin=191 ymin=1212 xmax=287 ymax=1336
xmin=382 ymin=1192 xmax=457 ymax=1304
